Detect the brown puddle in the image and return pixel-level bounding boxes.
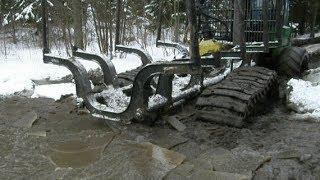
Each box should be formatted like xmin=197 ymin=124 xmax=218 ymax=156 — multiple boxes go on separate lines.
xmin=120 ymin=142 xmax=186 ymax=176
xmin=49 ymin=133 xmax=115 ymax=168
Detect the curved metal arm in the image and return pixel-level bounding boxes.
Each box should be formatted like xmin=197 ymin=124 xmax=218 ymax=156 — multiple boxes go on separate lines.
xmin=86 ymin=61 xmax=202 ymax=124
xmin=43 ymin=54 xmax=92 ymax=98
xmin=72 ymin=47 xmax=118 ymax=85
xmin=115 ymin=45 xmax=153 ymax=66
xmin=44 ymin=53 xmax=201 ymax=124
xmin=156 ymin=41 xmax=190 ymax=58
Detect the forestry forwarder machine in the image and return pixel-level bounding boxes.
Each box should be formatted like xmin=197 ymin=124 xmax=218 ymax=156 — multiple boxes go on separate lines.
xmin=41 ymin=0 xmax=309 ymax=127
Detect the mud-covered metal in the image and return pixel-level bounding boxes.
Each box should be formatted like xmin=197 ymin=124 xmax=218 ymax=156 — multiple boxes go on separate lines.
xmin=72 ymin=47 xmax=118 ymax=86
xmin=115 ymin=45 xmax=153 ymax=66
xmin=43 ymin=55 xmax=92 ymax=98
xmin=156 ymin=41 xmax=189 ymax=58
xmin=44 ymin=53 xmax=203 ymax=123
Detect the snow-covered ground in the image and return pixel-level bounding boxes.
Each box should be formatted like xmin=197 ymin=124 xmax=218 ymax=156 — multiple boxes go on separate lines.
xmin=296 ymin=32 xmax=320 ymax=40
xmin=287 ymin=68 xmax=320 ymax=120
xmin=31 ymin=83 xmax=76 ymax=101
xmin=0 ymin=48 xmax=71 ymax=97
xmin=304 ymin=43 xmax=320 ymax=55
xmin=0 ymin=44 xmax=179 ymax=100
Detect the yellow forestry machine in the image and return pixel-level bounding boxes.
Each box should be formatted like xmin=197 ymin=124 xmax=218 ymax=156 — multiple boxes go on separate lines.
xmin=41 ymin=0 xmax=308 ymax=127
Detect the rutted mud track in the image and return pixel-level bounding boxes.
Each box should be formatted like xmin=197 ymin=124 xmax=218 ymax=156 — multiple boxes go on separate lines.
xmin=1 ymin=96 xmax=320 ymax=179
xmin=196 ymin=66 xmax=278 ymax=127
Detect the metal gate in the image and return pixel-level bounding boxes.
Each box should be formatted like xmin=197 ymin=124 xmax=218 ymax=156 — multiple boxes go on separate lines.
xmin=199 ymin=0 xmax=281 ymax=44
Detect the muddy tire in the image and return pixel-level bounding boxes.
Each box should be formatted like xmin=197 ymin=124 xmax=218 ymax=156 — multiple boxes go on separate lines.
xmin=278 ymin=47 xmax=309 ymax=78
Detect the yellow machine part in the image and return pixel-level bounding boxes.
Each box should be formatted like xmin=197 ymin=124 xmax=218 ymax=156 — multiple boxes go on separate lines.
xmin=199 ymin=39 xmax=223 ymax=56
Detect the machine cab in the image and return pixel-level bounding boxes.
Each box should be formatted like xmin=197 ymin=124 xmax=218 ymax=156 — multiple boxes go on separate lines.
xmin=198 ymin=0 xmax=290 ymax=49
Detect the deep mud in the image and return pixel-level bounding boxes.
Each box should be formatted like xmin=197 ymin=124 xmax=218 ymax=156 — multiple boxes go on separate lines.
xmin=0 ymin=54 xmax=319 ymax=179
xmin=1 ymin=96 xmax=320 ymax=179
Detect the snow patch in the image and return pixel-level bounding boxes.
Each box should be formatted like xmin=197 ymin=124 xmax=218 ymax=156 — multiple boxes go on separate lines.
xmin=0 ymin=42 xmax=183 ymax=100
xmin=172 ymin=75 xmax=192 ymax=97
xmin=96 ymin=87 xmax=131 ymax=113
xmin=296 ymin=32 xmax=320 ymax=40
xmin=148 ymin=94 xmax=168 ymax=109
xmin=287 ymin=79 xmax=320 ymax=119
xmin=111 ymin=54 xmax=143 ymax=74
xmin=31 ymin=83 xmax=76 ymax=101
xmin=0 ymin=48 xmax=72 ymax=97
xmin=304 ymin=43 xmax=320 ymax=55
xmin=203 ymin=68 xmax=231 ymax=86
xmin=0 ymin=76 xmax=34 ymax=97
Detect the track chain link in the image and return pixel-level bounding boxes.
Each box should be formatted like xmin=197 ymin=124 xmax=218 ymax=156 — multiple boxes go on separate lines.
xmin=196 ymin=66 xmax=278 ymax=127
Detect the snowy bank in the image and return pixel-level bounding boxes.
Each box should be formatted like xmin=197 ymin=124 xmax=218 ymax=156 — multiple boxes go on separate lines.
xmin=0 ymin=48 xmax=98 ymax=99
xmin=31 ymin=83 xmax=76 ymax=101
xmin=287 ymin=68 xmax=320 ymax=120
xmin=0 ymin=45 xmax=178 ymax=100
xmin=304 ymin=43 xmax=320 ymax=55
xmin=296 ymin=32 xmax=320 ymax=40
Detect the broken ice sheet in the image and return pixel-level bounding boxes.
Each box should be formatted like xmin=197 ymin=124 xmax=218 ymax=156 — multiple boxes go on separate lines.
xmin=149 ymin=129 xmax=189 ymax=149
xmin=84 ymin=140 xmax=186 ymax=179
xmin=191 ymin=146 xmax=271 ymax=177
xmin=165 ymin=116 xmax=187 ymax=132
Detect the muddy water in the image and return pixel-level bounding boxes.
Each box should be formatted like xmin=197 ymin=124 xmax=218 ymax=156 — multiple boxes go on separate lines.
xmin=49 ymin=134 xmax=115 ymax=168
xmin=50 ymin=140 xmax=96 ymax=168
xmin=1 ymin=81 xmax=320 ymax=179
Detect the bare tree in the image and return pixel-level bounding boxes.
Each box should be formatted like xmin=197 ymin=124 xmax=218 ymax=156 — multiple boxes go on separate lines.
xmin=115 ymin=0 xmax=122 ymax=45
xmin=72 ymin=0 xmax=84 ymax=49
xmin=310 ymin=0 xmax=319 ymax=38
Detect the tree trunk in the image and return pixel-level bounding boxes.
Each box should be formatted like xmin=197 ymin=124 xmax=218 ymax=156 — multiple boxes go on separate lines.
xmin=187 ymin=0 xmax=200 ymax=66
xmin=67 ymin=24 xmax=73 ymax=51
xmin=72 ymin=0 xmax=84 ymax=49
xmin=3 ymin=30 xmax=7 ymax=56
xmin=173 ymin=0 xmax=180 ymax=42
xmin=109 ymin=22 xmax=113 ymax=54
xmin=122 ymin=18 xmax=126 ymax=44
xmin=298 ymin=19 xmax=305 ymax=35
xmin=297 ymin=1 xmax=307 ymax=35
xmin=115 ymin=0 xmax=122 ymax=45
xmin=62 ymin=21 xmax=71 ymax=56
xmin=183 ymin=21 xmax=190 ymax=43
xmin=91 ymin=7 xmax=102 ymax=52
xmin=82 ymin=2 xmax=88 ymax=49
xmin=12 ymin=16 xmax=17 ymax=44
xmin=310 ymin=2 xmax=319 ymax=38
xmin=233 ymin=0 xmax=246 ymax=63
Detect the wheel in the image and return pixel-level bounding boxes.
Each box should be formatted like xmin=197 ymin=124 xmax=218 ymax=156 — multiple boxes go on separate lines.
xmin=278 ymin=47 xmax=309 ymax=78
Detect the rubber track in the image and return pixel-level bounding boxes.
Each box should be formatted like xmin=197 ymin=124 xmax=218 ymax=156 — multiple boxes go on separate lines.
xmin=196 ymin=66 xmax=277 ymax=127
